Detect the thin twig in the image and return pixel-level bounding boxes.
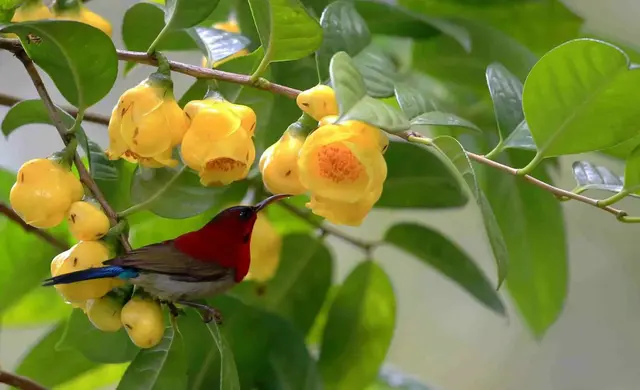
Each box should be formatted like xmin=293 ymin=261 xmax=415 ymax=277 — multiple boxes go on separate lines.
xmin=0 ymin=370 xmax=48 ymax=390
xmin=3 ymin=40 xmax=131 ymax=251
xmin=279 ymin=200 xmax=377 ymax=252
xmin=0 ymin=202 xmax=68 ymax=250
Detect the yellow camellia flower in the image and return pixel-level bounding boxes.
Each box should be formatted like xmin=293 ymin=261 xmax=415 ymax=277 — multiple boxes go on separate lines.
xmin=259 ymin=130 xmax=307 ymax=195
xmin=307 ymin=185 xmax=383 ymax=226
xmin=201 ymin=20 xmax=249 ymax=68
xmin=67 ymin=200 xmax=110 ymax=241
xmin=296 ymin=85 xmax=339 ymax=121
xmin=246 ymin=212 xmax=282 ymax=282
xmin=11 ymin=0 xmax=52 ymax=22
xmin=52 ymin=1 xmax=112 ymax=37
xmin=298 ymin=123 xmax=387 ymax=202
xmin=121 ymin=296 xmax=165 ymax=349
xmin=318 ymin=117 xmax=389 ymax=154
xmin=181 ymin=99 xmax=256 ymax=186
xmin=50 ymin=241 xmax=118 ymax=304
xmin=107 ymin=77 xmax=189 ymax=168
xmin=10 ymin=158 xmax=84 ymax=229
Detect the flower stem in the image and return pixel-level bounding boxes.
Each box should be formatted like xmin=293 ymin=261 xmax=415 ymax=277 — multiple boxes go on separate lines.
xmin=598 ymin=189 xmax=630 ymax=207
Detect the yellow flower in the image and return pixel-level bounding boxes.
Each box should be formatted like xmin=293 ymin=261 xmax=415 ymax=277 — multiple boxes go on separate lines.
xmin=307 ymin=184 xmax=382 ymax=226
xmin=10 ymin=158 xmax=84 ymax=228
xmin=298 ymin=123 xmax=387 ymax=202
xmin=296 ymin=85 xmax=339 ymax=121
xmin=11 ymin=1 xmax=52 ymax=22
xmin=53 ymin=4 xmax=112 ymax=37
xmin=259 ymin=130 xmax=307 ymax=195
xmin=318 ymin=117 xmax=389 ymax=154
xmin=246 ymin=212 xmax=282 ymax=282
xmin=201 ymin=20 xmax=249 ymax=68
xmin=85 ymin=295 xmax=122 ymax=332
xmin=67 ymin=200 xmax=110 ymax=241
xmin=121 ymin=296 xmax=165 ymax=349
xmin=106 ymin=77 xmax=189 ymax=168
xmin=181 ymin=99 xmax=256 ymax=186
xmin=50 ymin=241 xmax=118 ymax=304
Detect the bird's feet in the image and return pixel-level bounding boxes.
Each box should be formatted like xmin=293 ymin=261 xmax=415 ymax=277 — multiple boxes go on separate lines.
xmin=165 ymin=302 xmax=184 ymax=318
xmin=176 ymin=300 xmax=223 ymax=325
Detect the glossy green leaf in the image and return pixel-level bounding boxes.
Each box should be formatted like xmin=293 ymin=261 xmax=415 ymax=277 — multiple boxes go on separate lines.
xmin=164 ymin=0 xmax=221 ymax=29
xmin=377 ymin=141 xmax=467 ymax=208
xmin=432 ymin=136 xmax=508 ymax=288
xmin=16 ymin=321 xmax=100 ymax=388
xmin=122 ymin=3 xmax=196 ymax=54
xmin=191 ymin=26 xmax=251 ymax=67
xmin=354 ymin=0 xmax=470 ymax=52
xmin=330 ymin=51 xmax=410 ymax=132
xmin=523 ymin=38 xmax=640 ymax=157
xmin=261 ymin=234 xmax=333 ymax=334
xmin=486 ymin=62 xmax=524 ymax=140
xmin=318 ymin=261 xmax=396 ymax=390
xmin=394 ymin=71 xmax=460 ymax=119
xmin=316 ymin=0 xmax=371 ymax=81
xmin=130 ymin=164 xmax=249 ymax=219
xmin=385 ymin=223 xmax=505 ymax=314
xmin=411 ymin=112 xmax=481 ymax=133
xmin=353 ymin=44 xmax=398 ymax=98
xmin=503 ymin=120 xmax=536 ymax=151
xmin=265 ymin=194 xmax=324 ymax=235
xmin=248 ymin=0 xmax=322 ymax=65
xmin=117 ymin=324 xmax=188 ymax=390
xmin=484 ymin=149 xmax=567 ymax=336
xmin=1 ymin=20 xmax=117 ymax=108
xmin=56 ymin=309 xmax=139 ymax=363
xmin=2 ymin=287 xmax=71 ymax=326
xmin=571 ymin=160 xmax=633 ymax=196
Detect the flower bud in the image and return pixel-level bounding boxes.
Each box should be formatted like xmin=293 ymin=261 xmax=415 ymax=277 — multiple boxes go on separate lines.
xmin=296 ymin=85 xmax=339 ymax=121
xmin=181 ymin=99 xmax=255 ymax=186
xmin=67 ymin=200 xmax=110 ymax=241
xmin=86 ymin=295 xmax=123 ymax=332
xmin=246 ymin=212 xmax=282 ymax=282
xmin=10 ymin=158 xmax=84 ymax=228
xmin=11 ymin=1 xmax=52 ymax=22
xmin=259 ymin=130 xmax=307 ymax=195
xmin=121 ymin=296 xmax=165 ymax=349
xmin=52 ymin=1 xmax=111 ymax=37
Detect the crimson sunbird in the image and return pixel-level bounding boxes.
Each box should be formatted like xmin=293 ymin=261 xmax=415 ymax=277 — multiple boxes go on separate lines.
xmin=42 ymin=193 xmax=291 ymax=323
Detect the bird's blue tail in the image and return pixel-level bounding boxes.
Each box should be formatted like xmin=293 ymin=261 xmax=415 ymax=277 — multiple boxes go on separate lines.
xmin=42 ymin=266 xmax=138 ymax=286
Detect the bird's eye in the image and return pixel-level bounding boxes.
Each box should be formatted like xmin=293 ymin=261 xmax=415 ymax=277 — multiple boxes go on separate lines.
xmin=238 ymin=209 xmax=252 ymax=220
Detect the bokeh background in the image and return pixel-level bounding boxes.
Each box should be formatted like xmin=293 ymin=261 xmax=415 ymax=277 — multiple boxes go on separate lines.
xmin=2 ymin=1 xmax=640 ymax=389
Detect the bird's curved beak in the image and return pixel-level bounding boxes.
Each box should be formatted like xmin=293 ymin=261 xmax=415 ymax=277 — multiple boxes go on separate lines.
xmin=254 ymin=194 xmax=291 ymax=212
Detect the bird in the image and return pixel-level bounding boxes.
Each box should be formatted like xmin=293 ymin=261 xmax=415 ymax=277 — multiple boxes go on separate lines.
xmin=42 ymin=193 xmax=291 ymax=323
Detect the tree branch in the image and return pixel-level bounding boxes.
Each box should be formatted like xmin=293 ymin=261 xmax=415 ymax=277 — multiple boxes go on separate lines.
xmin=0 ymin=202 xmax=68 ymax=250
xmin=0 ymin=92 xmax=110 ymax=126
xmin=2 ymin=39 xmax=131 ymax=251
xmin=0 ymin=370 xmax=48 ymax=390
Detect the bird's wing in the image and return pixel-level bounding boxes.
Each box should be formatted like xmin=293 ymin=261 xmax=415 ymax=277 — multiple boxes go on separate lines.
xmin=104 ymin=242 xmax=232 ymax=282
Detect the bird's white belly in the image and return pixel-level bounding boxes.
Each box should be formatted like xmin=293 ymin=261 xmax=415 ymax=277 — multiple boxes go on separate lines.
xmin=133 ymin=273 xmax=236 ymax=301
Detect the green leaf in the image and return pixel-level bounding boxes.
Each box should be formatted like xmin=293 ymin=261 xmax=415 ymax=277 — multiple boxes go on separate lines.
xmin=353 ymin=44 xmax=399 ymax=98
xmin=2 ymin=287 xmax=71 ymax=326
xmin=1 ymin=20 xmax=117 ymax=109
xmin=129 ymin=164 xmax=249 ymax=219
xmin=56 ymin=309 xmax=139 ymax=363
xmin=410 ymin=112 xmax=481 ymax=133
xmin=377 ymin=141 xmax=467 ymax=208
xmin=248 ymin=0 xmax=322 ymax=65
xmin=164 ymin=0 xmax=221 ymax=30
xmin=265 ymin=194 xmax=324 ymax=235
xmin=483 ymin=149 xmax=567 ymax=336
xmin=571 ymin=160 xmax=632 ymax=196
xmin=190 ymin=26 xmax=251 ymax=66
xmin=316 ymin=0 xmax=371 ymax=81
xmin=16 ymin=321 xmax=100 ymax=388
xmin=486 ymin=62 xmax=524 ymax=140
xmin=260 ymin=234 xmax=333 ymax=334
xmin=431 ymin=135 xmax=508 ymax=288
xmin=117 ymin=324 xmax=188 ymax=390
xmin=393 ymin=71 xmax=461 ymax=119
xmin=503 ymin=120 xmax=536 ymax=151
xmin=522 ymin=38 xmax=640 ymax=157
xmin=623 ymin=145 xmax=640 ymax=194
xmin=330 ymin=51 xmax=410 ymax=132
xmin=354 ymin=0 xmax=470 ymax=52
xmin=179 ymin=79 xmax=208 ymax=108
xmin=318 ymin=261 xmax=396 ymax=390
xmin=385 ymin=223 xmax=505 ymax=314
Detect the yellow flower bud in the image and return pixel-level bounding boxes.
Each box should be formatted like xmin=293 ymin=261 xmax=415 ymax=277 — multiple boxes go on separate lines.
xmin=67 ymin=201 xmax=110 ymax=241
xmin=50 ymin=241 xmax=116 ymax=304
xmin=259 ymin=130 xmax=307 ymax=195
xmin=296 ymin=85 xmax=339 ymax=121
xmin=10 ymin=158 xmax=84 ymax=228
xmin=11 ymin=1 xmax=52 ymax=22
xmin=107 ymin=78 xmax=189 ymax=168
xmin=298 ymin=124 xmax=387 ymax=202
xmin=306 ymin=185 xmax=382 ymax=226
xmin=181 ymin=99 xmax=256 ymax=186
xmin=121 ymin=297 xmax=165 ymax=349
xmin=86 ymin=295 xmax=123 ymax=332
xmin=53 ymin=5 xmax=112 ymax=37
xmin=246 ymin=212 xmax=282 ymax=282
